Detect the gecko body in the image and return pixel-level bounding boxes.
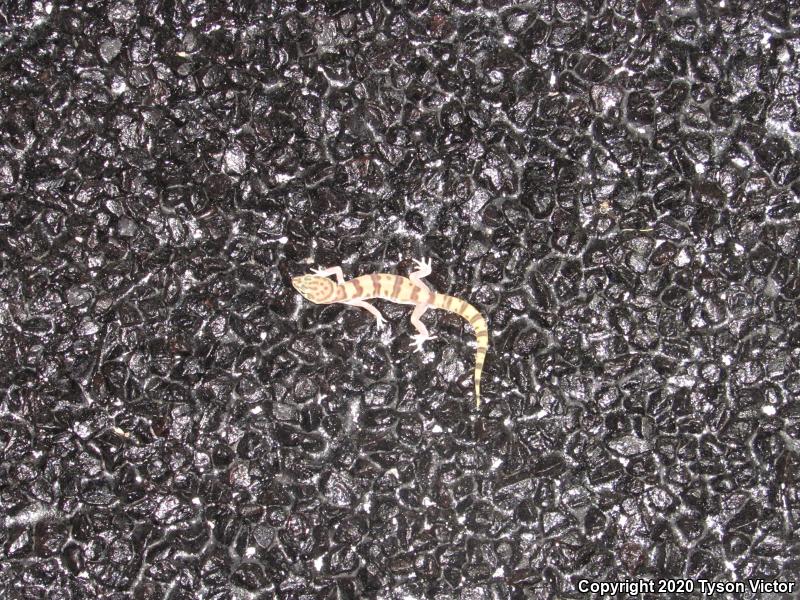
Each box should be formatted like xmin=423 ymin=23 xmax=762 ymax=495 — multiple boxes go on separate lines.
xmin=292 ymin=259 xmax=488 ymax=406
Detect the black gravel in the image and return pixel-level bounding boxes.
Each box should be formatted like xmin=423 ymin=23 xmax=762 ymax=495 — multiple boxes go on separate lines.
xmin=2 ymin=0 xmax=800 ymax=598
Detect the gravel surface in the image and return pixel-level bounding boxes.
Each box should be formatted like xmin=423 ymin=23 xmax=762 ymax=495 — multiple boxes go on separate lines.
xmin=1 ymin=0 xmax=799 ymax=598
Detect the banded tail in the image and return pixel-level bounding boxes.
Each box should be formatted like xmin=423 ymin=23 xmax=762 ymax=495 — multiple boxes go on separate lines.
xmin=432 ymin=293 xmax=489 ymax=407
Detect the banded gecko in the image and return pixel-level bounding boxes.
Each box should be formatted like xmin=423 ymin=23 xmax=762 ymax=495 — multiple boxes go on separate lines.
xmin=292 ymin=259 xmax=489 ymax=406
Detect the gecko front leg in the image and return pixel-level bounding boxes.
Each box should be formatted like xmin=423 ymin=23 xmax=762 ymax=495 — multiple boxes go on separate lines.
xmin=409 ymin=303 xmax=436 ymax=352
xmin=409 ymin=257 xmax=432 ymax=290
xmin=311 ymin=266 xmax=345 ymax=285
xmin=346 ymin=299 xmax=387 ymax=329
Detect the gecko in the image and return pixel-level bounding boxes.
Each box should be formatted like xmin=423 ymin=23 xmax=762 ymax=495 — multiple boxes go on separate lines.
xmin=292 ymin=258 xmax=489 ymax=407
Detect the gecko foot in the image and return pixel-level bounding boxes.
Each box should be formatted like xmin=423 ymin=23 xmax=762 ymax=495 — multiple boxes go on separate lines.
xmin=310 ymin=267 xmax=328 ymax=277
xmin=412 ymin=257 xmax=432 ymax=275
xmin=411 ymin=333 xmax=436 ymax=353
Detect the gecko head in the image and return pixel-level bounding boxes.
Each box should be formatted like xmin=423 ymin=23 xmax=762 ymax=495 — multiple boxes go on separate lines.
xmin=292 ymin=275 xmax=335 ymax=304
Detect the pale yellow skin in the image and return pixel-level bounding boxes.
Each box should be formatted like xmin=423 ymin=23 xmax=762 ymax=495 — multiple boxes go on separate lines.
xmin=292 ymin=259 xmax=489 ymax=406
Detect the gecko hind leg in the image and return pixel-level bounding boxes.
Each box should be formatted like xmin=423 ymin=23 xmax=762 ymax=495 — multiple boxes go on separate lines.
xmin=346 ymin=299 xmax=386 ymax=329
xmin=409 ymin=257 xmax=432 ymax=290
xmin=410 ymin=303 xmax=436 ymax=352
